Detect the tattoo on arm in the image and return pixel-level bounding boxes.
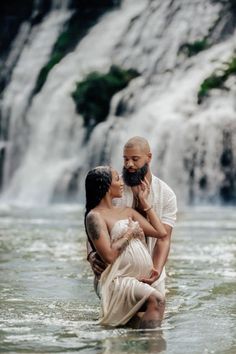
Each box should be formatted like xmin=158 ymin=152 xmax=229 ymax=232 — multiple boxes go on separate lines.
xmin=112 ymin=234 xmax=129 ymax=254
xmin=86 ymin=213 xmax=101 ymax=241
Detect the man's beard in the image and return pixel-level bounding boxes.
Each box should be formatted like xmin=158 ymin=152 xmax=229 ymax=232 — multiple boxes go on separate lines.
xmin=122 ymin=163 xmax=148 ymax=187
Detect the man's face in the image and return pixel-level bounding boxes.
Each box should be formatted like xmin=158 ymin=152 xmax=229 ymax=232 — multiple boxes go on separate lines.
xmin=122 ymin=146 xmax=151 ymax=186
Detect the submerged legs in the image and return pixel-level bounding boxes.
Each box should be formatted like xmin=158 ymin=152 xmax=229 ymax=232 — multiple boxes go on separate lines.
xmin=139 ymin=293 xmax=165 ymax=329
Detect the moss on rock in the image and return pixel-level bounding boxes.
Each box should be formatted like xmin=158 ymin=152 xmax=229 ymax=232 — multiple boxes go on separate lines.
xmin=34 ymin=1 xmax=121 ymax=94
xmin=71 ymin=65 xmax=139 ymax=129
xmin=198 ymin=56 xmax=236 ymax=103
xmin=179 ymin=39 xmax=209 ymax=57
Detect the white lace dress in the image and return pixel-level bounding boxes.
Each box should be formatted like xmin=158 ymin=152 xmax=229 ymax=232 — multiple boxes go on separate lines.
xmin=99 ymin=219 xmax=160 ymax=326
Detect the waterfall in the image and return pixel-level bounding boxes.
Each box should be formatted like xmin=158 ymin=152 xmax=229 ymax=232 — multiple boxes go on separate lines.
xmin=0 ymin=1 xmax=72 ymax=186
xmin=1 ymin=0 xmax=145 ymax=204
xmin=0 ymin=0 xmax=236 ymax=206
xmin=95 ymin=39 xmax=236 ymax=207
xmin=77 ymin=0 xmax=236 ymax=206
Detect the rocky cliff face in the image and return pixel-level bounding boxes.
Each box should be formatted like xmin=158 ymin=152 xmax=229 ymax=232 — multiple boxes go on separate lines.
xmin=0 ymin=0 xmax=235 ymax=205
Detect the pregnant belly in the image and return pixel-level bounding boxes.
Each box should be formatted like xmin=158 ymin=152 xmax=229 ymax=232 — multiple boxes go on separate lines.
xmin=118 ymin=239 xmax=153 ymax=278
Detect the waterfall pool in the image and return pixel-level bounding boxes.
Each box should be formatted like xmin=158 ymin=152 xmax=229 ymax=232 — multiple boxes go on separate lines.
xmin=0 ymin=205 xmax=235 ymax=353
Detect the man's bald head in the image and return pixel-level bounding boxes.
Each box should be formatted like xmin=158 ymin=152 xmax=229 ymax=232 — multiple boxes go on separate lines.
xmin=124 ymin=136 xmax=151 ymax=154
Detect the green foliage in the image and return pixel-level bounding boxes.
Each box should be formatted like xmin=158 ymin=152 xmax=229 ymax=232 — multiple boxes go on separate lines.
xmin=225 ymin=57 xmax=236 ymax=75
xmin=198 ymin=75 xmax=226 ymax=102
xmin=34 ymin=54 xmax=63 ymax=93
xmin=71 ymin=65 xmax=139 ymax=129
xmin=34 ymin=1 xmax=121 ymax=94
xmin=198 ymin=56 xmax=236 ymax=103
xmin=180 ymin=39 xmax=209 ymax=57
xmin=34 ymin=23 xmax=82 ymax=93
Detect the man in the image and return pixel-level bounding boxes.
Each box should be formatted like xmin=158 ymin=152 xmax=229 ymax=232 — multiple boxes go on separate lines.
xmin=87 ymin=136 xmax=177 ymax=316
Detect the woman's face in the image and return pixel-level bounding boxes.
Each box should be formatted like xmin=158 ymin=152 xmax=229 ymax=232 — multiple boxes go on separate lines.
xmin=109 ymin=169 xmax=124 ymax=198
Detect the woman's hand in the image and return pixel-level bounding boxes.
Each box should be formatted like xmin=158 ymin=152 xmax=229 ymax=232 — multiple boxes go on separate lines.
xmin=126 ymin=218 xmax=145 ymax=241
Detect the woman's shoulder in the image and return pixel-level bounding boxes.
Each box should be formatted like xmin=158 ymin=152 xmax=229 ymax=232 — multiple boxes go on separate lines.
xmin=86 ymin=209 xmax=104 ymax=224
xmin=87 ymin=206 xmax=133 ymax=221
xmin=85 ymin=210 xmax=110 ymax=238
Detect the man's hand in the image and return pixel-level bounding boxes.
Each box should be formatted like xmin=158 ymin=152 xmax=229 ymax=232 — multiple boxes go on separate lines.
xmin=138 ymin=268 xmax=160 ymax=285
xmin=88 ymin=251 xmax=107 ymax=278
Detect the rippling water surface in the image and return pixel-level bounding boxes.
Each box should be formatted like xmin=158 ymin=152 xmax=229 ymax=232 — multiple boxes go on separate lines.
xmin=0 ymin=205 xmax=235 ymax=353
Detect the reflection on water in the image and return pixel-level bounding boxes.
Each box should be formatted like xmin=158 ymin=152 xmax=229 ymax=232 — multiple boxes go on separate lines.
xmin=0 ymin=205 xmax=236 ymax=353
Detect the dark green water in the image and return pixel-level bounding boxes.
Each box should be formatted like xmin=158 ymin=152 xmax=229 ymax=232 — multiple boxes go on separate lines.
xmin=0 ymin=205 xmax=235 ymax=353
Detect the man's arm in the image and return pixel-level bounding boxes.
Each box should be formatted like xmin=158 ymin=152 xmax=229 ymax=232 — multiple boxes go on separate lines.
xmin=152 ymin=224 xmax=172 ymax=275
xmin=152 ymin=191 xmax=177 ymax=277
xmin=138 ymin=185 xmax=177 ymax=285
xmin=87 ymin=243 xmax=107 ymax=278
xmin=139 ymin=224 xmax=172 ymax=284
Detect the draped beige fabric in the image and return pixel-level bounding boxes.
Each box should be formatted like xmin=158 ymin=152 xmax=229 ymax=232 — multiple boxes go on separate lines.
xmin=99 ymin=219 xmax=160 ymax=326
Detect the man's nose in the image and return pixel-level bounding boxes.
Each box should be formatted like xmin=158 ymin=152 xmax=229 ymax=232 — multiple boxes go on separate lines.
xmin=126 ymin=160 xmax=134 ymax=168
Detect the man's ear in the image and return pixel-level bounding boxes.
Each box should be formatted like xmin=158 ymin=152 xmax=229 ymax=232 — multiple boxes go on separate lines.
xmin=147 ymin=152 xmax=152 ymax=162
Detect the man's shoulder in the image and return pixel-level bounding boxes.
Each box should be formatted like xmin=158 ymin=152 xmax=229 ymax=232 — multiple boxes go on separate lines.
xmin=152 ymin=175 xmax=177 ymax=224
xmin=152 ymin=174 xmax=176 ymax=198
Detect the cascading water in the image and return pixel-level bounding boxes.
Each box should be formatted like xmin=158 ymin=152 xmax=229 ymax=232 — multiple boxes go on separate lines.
xmin=0 ymin=0 xmax=72 ymax=186
xmin=91 ymin=39 xmax=236 ymax=207
xmin=76 ymin=0 xmax=236 ymax=206
xmin=0 ymin=0 xmax=235 ymax=206
xmin=0 ymin=0 xmax=146 ymax=204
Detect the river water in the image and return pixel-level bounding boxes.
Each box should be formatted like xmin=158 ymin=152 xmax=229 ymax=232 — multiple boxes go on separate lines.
xmin=0 ymin=205 xmax=235 ymax=354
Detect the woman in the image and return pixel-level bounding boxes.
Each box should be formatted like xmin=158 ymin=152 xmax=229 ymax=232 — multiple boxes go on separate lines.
xmin=85 ymin=166 xmax=167 ymax=328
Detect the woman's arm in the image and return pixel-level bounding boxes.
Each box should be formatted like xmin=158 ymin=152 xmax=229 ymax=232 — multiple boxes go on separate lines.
xmin=130 ymin=207 xmax=167 ymax=239
xmin=86 ymin=211 xmax=133 ymax=264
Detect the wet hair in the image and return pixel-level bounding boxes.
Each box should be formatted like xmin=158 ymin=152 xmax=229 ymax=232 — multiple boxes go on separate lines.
xmin=85 ymin=166 xmax=112 ymax=216
xmin=84 ymin=166 xmax=112 ymax=251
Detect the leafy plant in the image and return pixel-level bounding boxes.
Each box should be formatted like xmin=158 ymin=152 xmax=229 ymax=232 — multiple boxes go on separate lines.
xmin=198 ymin=56 xmax=236 ymax=103
xmin=34 ymin=1 xmax=121 ymax=94
xmin=71 ymin=65 xmax=139 ymax=129
xmin=179 ymin=39 xmax=209 ymax=57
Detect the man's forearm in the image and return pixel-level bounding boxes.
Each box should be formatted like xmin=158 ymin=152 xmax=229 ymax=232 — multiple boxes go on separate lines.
xmin=153 ymin=238 xmax=170 ymax=273
xmin=152 ymin=225 xmax=172 ymax=274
